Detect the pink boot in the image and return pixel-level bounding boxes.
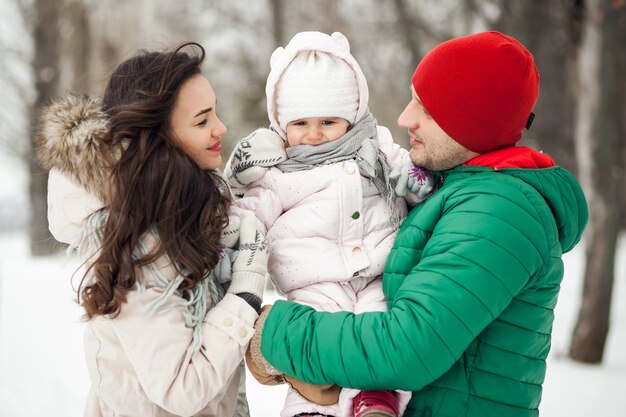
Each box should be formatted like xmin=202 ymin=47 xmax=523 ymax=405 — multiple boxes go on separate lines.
xmin=353 ymin=390 xmax=398 ymax=417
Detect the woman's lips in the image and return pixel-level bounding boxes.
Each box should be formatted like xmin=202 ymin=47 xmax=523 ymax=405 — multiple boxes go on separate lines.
xmin=208 ymin=141 xmax=222 ymax=152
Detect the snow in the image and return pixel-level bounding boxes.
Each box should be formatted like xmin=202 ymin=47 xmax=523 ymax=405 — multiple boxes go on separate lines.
xmin=0 ymin=230 xmax=624 ymax=416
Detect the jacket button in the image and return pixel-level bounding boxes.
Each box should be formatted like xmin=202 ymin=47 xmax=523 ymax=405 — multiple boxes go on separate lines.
xmin=223 ymin=318 xmax=233 ymax=327
xmin=352 ymin=247 xmax=361 ymax=254
xmin=346 ymin=165 xmax=356 ymax=175
xmin=351 ymin=211 xmax=360 ymax=220
xmin=238 ymin=328 xmax=248 ymax=337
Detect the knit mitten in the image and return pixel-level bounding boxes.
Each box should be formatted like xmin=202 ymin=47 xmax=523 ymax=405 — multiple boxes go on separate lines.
xmin=390 ymin=161 xmax=434 ymax=202
xmin=220 ymin=213 xmax=241 ymax=249
xmin=223 ymin=128 xmax=287 ymax=196
xmin=227 ymin=210 xmax=268 ymax=300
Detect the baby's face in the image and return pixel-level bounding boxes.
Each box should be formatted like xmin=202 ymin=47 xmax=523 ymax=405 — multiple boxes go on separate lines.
xmin=285 ymin=117 xmax=350 ymax=146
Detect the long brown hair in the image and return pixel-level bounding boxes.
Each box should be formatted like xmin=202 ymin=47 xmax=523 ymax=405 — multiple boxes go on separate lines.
xmin=80 ymin=42 xmax=231 ymax=319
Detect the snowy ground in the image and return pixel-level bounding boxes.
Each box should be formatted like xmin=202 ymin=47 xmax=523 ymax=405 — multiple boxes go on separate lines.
xmin=0 ymin=231 xmax=624 ymax=417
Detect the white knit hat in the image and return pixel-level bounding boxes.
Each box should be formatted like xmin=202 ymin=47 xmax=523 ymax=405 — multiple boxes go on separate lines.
xmin=266 ymin=31 xmax=369 ymax=139
xmin=276 ymin=51 xmax=359 ymax=132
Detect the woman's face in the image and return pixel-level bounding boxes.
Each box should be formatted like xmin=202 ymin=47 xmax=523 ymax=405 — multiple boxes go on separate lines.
xmin=170 ymin=75 xmax=227 ymax=170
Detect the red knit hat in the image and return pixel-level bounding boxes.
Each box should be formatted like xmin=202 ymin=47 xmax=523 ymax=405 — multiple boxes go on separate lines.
xmin=412 ymin=31 xmax=539 ymax=154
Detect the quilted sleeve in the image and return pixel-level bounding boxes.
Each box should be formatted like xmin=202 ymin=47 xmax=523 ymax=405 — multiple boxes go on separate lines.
xmin=232 ymin=170 xmax=284 ymax=232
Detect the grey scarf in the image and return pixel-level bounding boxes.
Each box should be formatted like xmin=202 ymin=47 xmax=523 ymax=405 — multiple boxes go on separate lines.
xmin=276 ymin=112 xmax=402 ymax=226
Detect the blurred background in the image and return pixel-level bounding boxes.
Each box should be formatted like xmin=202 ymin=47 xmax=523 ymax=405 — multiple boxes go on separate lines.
xmin=0 ymin=0 xmax=625 ymax=416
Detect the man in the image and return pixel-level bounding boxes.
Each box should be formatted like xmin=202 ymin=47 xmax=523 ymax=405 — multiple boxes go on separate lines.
xmin=248 ymin=31 xmax=588 ymax=417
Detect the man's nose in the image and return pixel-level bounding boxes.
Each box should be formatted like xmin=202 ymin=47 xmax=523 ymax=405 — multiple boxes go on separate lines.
xmin=398 ymin=103 xmax=419 ymax=129
xmin=397 ymin=103 xmax=410 ymax=128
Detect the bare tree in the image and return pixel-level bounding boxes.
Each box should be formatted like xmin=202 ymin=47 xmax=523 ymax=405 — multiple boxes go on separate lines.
xmin=391 ymin=0 xmax=423 ymax=68
xmin=269 ymin=0 xmax=286 ymax=45
xmin=59 ymin=0 xmax=91 ymax=92
xmin=569 ymin=0 xmax=625 ymax=363
xmin=0 ymin=0 xmax=33 ymax=160
xmin=28 ymin=0 xmax=63 ymax=255
xmin=27 ymin=0 xmax=95 ymax=255
xmin=494 ymin=0 xmax=581 ymax=174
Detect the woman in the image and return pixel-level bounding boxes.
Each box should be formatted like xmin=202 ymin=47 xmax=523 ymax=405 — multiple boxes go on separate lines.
xmin=37 ymin=42 xmax=267 ymax=417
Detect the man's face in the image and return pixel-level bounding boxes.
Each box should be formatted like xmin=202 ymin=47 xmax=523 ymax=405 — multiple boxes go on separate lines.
xmin=397 ymin=86 xmax=478 ymax=171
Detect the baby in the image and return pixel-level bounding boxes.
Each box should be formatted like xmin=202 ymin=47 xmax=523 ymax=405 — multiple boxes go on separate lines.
xmin=225 ymin=32 xmax=432 ymax=417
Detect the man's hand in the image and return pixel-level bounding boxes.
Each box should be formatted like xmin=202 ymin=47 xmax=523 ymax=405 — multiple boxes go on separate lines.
xmin=284 ymin=376 xmax=341 ymax=405
xmin=245 ymin=304 xmax=341 ymax=405
xmin=245 ymin=305 xmax=284 ymax=384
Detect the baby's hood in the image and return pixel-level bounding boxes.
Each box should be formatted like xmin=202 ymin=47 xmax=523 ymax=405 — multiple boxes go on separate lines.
xmin=265 ymin=31 xmax=369 ymax=138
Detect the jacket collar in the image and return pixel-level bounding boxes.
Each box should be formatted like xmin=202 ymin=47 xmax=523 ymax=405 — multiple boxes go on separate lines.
xmin=463 ymin=146 xmax=555 ymax=169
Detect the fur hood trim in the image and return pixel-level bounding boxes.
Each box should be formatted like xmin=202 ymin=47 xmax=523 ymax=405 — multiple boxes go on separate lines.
xmin=37 ymin=94 xmax=112 ymax=201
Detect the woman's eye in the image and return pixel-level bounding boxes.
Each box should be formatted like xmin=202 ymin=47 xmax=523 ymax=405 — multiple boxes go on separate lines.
xmin=197 ymin=119 xmax=208 ymax=126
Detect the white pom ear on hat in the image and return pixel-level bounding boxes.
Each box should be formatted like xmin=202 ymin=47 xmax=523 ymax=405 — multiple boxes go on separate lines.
xmin=331 ymin=32 xmax=350 ymax=53
xmin=270 ymin=47 xmax=285 ymax=68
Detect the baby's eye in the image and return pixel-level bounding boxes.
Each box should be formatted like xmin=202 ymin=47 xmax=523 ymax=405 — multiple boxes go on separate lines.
xmin=291 ymin=120 xmax=306 ymax=126
xmin=321 ymin=120 xmax=336 ymax=126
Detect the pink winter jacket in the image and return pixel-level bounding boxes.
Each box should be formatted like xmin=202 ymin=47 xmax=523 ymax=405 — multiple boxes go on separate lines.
xmin=235 ymin=125 xmax=410 ymax=293
xmin=47 ymin=171 xmax=257 ymax=417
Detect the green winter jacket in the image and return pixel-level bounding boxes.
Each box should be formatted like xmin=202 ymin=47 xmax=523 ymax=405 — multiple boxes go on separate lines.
xmin=260 ymin=153 xmax=588 ymax=417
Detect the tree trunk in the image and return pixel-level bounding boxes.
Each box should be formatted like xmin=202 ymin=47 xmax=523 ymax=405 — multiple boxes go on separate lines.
xmin=569 ymin=0 xmax=622 ymax=363
xmin=61 ymin=0 xmax=91 ymax=92
xmin=269 ymin=0 xmax=286 ymax=46
xmin=613 ymin=3 xmax=626 ymax=230
xmin=494 ymin=0 xmax=580 ymax=174
xmin=29 ymin=0 xmax=62 ymax=256
xmin=392 ymin=0 xmax=423 ymax=68
xmin=309 ymin=0 xmax=342 ymax=35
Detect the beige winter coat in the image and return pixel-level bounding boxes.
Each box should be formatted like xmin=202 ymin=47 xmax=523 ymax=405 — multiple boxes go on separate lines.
xmin=82 ymin=289 xmax=254 ymax=417
xmin=39 ymin=96 xmax=259 ymax=417
xmin=48 ymin=171 xmax=257 ymax=417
